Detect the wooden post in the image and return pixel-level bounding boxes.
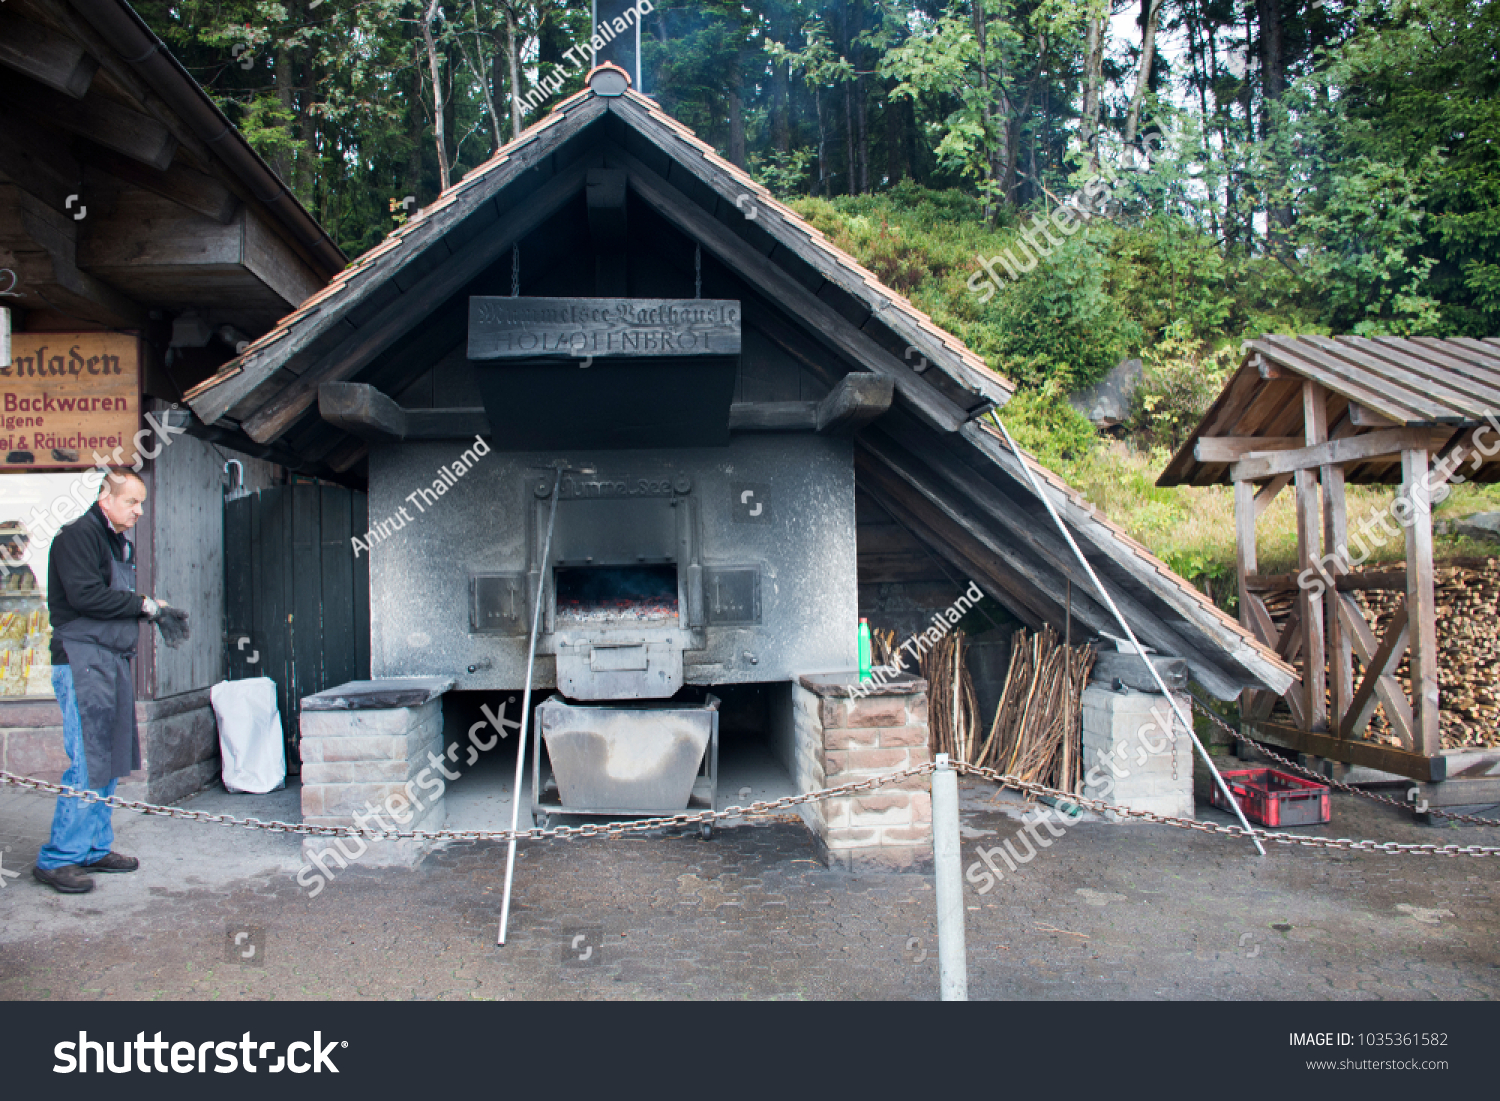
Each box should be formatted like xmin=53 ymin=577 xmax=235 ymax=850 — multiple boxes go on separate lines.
xmin=1297 ymin=382 xmax=1327 ymax=731
xmin=1402 ymin=448 xmax=1441 ymax=755
xmin=1310 ymin=392 xmax=1352 ymax=734
xmin=1234 ymin=478 xmax=1259 ymax=717
xmin=1324 ymin=471 xmax=1353 ymax=731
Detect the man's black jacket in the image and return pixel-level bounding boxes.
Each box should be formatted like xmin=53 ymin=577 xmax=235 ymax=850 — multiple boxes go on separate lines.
xmin=47 ymin=502 xmax=141 ymax=665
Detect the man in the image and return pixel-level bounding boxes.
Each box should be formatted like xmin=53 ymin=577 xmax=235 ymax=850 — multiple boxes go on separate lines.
xmin=33 ymin=468 xmax=189 ymax=894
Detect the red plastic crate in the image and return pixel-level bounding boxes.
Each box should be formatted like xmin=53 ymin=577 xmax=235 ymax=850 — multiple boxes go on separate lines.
xmin=1210 ymin=767 xmax=1331 ymax=827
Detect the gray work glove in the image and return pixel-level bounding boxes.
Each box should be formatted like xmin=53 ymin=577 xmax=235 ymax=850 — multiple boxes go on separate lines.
xmin=141 ymin=596 xmax=191 ymax=648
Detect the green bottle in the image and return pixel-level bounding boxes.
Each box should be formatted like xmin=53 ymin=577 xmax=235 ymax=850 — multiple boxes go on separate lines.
xmin=858 ymin=617 xmax=873 ymax=683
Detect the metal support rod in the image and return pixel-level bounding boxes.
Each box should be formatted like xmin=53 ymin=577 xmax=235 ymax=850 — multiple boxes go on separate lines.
xmin=931 ymin=753 xmax=968 ymax=1001
xmin=498 ymin=466 xmax=564 ymax=946
xmin=988 ymin=413 xmax=1267 ymax=857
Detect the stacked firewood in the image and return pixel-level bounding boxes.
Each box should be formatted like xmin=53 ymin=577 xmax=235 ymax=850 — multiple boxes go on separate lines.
xmin=973 ymin=626 xmax=1096 ymax=793
xmin=917 ymin=632 xmax=984 ymax=761
xmin=1261 ymin=560 xmax=1500 ymax=749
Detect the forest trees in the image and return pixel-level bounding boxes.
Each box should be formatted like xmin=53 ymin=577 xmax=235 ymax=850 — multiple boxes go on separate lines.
xmin=135 ymin=0 xmax=1498 ymax=341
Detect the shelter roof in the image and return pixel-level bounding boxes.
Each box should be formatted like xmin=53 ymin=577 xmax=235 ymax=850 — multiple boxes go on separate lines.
xmin=1160 ymin=336 xmax=1500 ymax=487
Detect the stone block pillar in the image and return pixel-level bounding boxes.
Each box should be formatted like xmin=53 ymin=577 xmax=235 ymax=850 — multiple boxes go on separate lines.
xmin=1080 ymin=684 xmax=1194 ymax=819
xmin=298 ymin=678 xmax=452 ymax=867
xmin=792 ymin=673 xmax=931 ymax=871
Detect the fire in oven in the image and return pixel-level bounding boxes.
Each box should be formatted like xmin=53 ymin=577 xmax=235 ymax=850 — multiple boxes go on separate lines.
xmin=542 ymin=482 xmax=704 ymax=701
xmin=554 ymin=564 xmax=679 ymax=625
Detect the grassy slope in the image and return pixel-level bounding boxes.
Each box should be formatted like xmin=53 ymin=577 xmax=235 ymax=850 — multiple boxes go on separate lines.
xmin=791 ymin=189 xmax=1500 ymax=587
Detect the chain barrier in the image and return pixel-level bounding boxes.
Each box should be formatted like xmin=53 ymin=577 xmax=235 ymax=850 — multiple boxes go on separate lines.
xmin=951 ymin=761 xmax=1500 ymax=857
xmin=0 ymin=765 xmax=934 ymax=844
xmin=6 ymin=754 xmax=1500 ymax=857
xmin=1186 ymin=694 xmax=1500 ymax=828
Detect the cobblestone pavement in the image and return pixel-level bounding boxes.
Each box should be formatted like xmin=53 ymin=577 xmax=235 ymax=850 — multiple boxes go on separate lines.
xmin=0 ymin=776 xmax=1496 ymax=1000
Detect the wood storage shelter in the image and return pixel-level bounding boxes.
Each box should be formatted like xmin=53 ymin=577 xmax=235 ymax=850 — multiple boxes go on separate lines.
xmin=180 ymin=68 xmax=1290 ymax=857
xmin=1160 ymin=335 xmax=1500 ymax=797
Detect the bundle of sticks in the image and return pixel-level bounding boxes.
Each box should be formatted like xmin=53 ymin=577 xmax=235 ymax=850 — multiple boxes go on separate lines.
xmin=974 ymin=625 xmax=1096 ymax=793
xmin=916 ymin=632 xmax=983 ymax=761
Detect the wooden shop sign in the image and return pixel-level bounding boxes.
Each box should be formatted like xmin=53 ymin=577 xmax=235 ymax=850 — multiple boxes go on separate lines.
xmin=468 ymin=297 xmax=741 ymax=360
xmin=0 ymin=333 xmax=140 ymax=468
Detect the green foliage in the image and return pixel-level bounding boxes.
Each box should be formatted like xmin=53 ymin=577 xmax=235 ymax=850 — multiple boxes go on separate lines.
xmin=982 ymin=227 xmax=1145 ymax=389
xmin=1295 ymin=0 xmax=1500 ymax=336
xmin=1296 ymin=150 xmax=1444 ymax=335
xmin=751 ymin=149 xmax=818 ymax=197
xmin=998 ymin=385 xmax=1098 ymax=468
xmin=1127 ymin=324 xmax=1240 ymax=451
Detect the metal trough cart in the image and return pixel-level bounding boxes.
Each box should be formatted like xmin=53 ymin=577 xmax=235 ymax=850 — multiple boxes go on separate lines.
xmin=531 ymin=693 xmax=720 ymax=837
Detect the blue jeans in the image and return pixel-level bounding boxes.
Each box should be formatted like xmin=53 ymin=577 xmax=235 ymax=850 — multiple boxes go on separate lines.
xmin=36 ymin=664 xmax=117 ymax=869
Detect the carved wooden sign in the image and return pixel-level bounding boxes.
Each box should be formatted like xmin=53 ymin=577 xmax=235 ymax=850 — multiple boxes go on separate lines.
xmin=0 ymin=333 xmax=140 ymax=468
xmin=468 ymin=297 xmax=741 ymax=360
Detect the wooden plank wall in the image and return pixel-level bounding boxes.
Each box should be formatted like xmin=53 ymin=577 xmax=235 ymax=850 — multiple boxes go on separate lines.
xmin=146 ymin=412 xmax=280 ymax=699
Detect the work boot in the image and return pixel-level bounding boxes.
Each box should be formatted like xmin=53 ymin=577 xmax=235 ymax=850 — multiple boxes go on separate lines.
xmin=33 ymin=864 xmax=95 ymax=893
xmin=82 ymin=852 xmax=139 ymax=873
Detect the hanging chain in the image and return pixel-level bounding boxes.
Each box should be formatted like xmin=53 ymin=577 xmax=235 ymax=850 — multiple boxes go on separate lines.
xmin=6 ymin=757 xmax=1500 ymax=856
xmin=1187 ymin=693 xmax=1500 ymax=827
xmin=694 ymin=245 xmax=702 ymax=299
xmin=511 ymin=245 xmax=520 ymax=297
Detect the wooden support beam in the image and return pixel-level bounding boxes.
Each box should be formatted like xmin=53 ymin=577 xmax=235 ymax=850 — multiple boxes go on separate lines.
xmin=728 ymin=401 xmax=818 ymax=431
xmin=1348 ymin=402 xmax=1402 ymax=428
xmin=1251 ymin=352 xmax=1287 ymax=380
xmin=1232 ymin=427 xmax=1445 ymax=481
xmin=318 ymin=382 xmax=408 ymax=442
xmin=1254 ymin=473 xmax=1291 ymax=519
xmin=0 ymin=69 xmax=177 ymax=170
xmin=0 ymin=10 xmax=98 ymax=98
xmin=241 ymin=159 xmax=591 ymax=443
xmin=1317 ymin=393 xmax=1354 ymax=734
xmin=1246 ymin=570 xmax=1407 ymax=593
xmin=1297 ymin=380 xmax=1328 ymax=731
xmin=1339 ymin=600 xmax=1410 ymax=742
xmin=1403 ymin=448 xmax=1442 ymax=755
xmin=88 ymin=148 xmax=238 ymax=225
xmin=1234 ymin=479 xmax=1259 ymax=721
xmin=1336 ymin=593 xmax=1415 ymax=745
xmin=1248 ymin=719 xmax=1445 ymax=783
xmin=1196 ymin=436 xmax=1305 ymax=463
xmin=816 ymin=373 xmax=895 ymax=435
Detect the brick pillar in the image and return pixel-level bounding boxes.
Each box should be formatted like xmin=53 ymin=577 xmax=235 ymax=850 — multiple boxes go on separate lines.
xmin=1080 ymin=684 xmax=1194 ymax=819
xmin=299 ymin=697 xmax=446 ymax=867
xmin=792 ymin=673 xmax=931 ymax=871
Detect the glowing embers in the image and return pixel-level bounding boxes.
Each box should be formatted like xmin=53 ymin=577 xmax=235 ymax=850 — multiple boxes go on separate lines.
xmin=554 ymin=564 xmax=679 ymax=624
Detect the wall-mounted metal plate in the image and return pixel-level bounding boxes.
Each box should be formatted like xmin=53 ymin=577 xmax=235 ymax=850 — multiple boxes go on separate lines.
xmin=471 ymin=572 xmax=529 ymax=635
xmin=704 ymin=568 xmax=760 ymax=626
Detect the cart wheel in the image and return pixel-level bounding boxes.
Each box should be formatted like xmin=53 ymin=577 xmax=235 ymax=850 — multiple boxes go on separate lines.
xmin=699 ymin=822 xmax=713 ymax=840
xmin=533 ymin=811 xmax=549 ymax=829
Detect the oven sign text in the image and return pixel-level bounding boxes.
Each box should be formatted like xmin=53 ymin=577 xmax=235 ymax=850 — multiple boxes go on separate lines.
xmin=558 ymin=474 xmax=686 ymax=499
xmin=467 ymin=297 xmax=742 ymax=361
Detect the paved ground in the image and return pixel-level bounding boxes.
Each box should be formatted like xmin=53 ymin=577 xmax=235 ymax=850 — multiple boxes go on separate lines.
xmin=1 ymin=768 xmax=1496 ymax=1001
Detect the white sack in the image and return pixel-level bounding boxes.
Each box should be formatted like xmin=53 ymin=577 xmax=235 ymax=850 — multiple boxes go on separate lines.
xmin=210 ymin=677 xmax=286 ymax=794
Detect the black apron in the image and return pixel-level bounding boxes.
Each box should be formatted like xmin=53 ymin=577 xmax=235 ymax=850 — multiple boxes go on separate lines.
xmin=53 ymin=545 xmax=140 ymax=786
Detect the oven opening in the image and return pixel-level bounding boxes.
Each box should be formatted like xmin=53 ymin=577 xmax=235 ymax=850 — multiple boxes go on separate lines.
xmin=554 ymin=564 xmax=679 ymax=624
